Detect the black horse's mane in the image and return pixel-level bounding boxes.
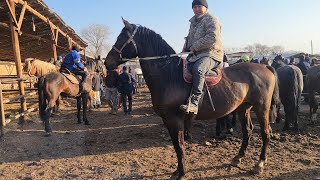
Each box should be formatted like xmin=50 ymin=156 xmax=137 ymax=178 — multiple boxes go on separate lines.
xmin=133 ymin=25 xmax=186 ymax=89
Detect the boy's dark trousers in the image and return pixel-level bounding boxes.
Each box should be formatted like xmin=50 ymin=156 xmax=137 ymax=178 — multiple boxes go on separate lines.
xmin=121 ymin=92 xmax=133 ymax=113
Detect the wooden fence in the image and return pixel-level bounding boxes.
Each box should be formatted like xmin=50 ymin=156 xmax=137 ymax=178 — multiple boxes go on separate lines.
xmin=0 ymin=76 xmax=38 ymax=137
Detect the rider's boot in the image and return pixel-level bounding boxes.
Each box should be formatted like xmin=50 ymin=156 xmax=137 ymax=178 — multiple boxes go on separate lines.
xmin=179 ymin=94 xmax=200 ymax=114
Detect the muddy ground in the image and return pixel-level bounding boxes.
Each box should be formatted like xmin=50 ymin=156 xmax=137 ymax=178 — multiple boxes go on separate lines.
xmin=0 ymin=88 xmax=319 ymax=180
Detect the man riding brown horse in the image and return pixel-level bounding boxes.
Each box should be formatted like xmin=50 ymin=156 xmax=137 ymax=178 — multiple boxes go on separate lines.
xmin=61 ymin=45 xmax=90 ymax=93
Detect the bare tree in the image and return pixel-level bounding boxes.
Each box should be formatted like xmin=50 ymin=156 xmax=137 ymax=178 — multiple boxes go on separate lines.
xmin=245 ymin=43 xmax=285 ymax=57
xmin=81 ymin=24 xmax=110 ymax=58
xmin=270 ymin=45 xmax=285 ymax=55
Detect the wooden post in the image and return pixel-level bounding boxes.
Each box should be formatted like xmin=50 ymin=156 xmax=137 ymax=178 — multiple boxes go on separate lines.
xmin=52 ymin=42 xmax=57 ymax=61
xmin=0 ymin=81 xmax=5 ymax=137
xmin=9 ymin=0 xmax=27 ymax=125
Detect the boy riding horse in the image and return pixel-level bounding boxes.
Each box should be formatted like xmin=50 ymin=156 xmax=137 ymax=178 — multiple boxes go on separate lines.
xmin=61 ymin=45 xmax=89 ymax=93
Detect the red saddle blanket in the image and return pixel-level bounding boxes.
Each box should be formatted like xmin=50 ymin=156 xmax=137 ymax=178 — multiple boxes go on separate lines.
xmin=183 ymin=58 xmax=222 ymax=87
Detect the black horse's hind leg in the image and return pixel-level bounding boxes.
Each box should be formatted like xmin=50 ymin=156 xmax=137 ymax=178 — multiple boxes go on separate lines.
xmin=232 ymin=111 xmax=237 ymax=127
xmin=275 ymin=104 xmax=281 ymax=123
xmin=82 ymin=93 xmax=90 ymax=125
xmin=232 ymin=106 xmax=253 ymax=167
xmin=165 ymin=116 xmax=186 ymax=180
xmin=293 ymin=105 xmax=299 ymax=131
xmin=76 ymin=97 xmax=82 ymax=124
xmin=309 ymin=92 xmax=318 ymax=123
xmin=282 ymin=105 xmax=290 ymax=131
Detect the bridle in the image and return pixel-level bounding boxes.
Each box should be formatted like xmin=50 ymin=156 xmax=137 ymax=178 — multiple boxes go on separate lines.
xmin=111 ymin=25 xmax=193 ymax=62
xmin=112 ymin=26 xmax=139 ymax=61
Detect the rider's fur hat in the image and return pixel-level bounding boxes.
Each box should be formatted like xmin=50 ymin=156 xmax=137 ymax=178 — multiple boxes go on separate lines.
xmin=192 ymin=0 xmax=208 ymax=8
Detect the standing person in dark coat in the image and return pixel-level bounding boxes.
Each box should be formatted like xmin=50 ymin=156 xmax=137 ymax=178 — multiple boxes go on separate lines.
xmin=296 ymin=55 xmax=310 ymax=75
xmin=296 ymin=55 xmax=311 ymax=103
xmin=105 ymin=66 xmax=120 ymax=115
xmin=118 ymin=66 xmax=135 ymax=115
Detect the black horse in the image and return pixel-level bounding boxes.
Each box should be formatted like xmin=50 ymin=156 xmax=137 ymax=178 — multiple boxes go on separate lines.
xmin=306 ymin=65 xmax=320 ymax=123
xmin=262 ymin=55 xmax=304 ymax=131
xmin=105 ymin=19 xmax=279 ymax=179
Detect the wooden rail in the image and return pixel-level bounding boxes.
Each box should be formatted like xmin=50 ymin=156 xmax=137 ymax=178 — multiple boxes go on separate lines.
xmin=0 ymin=78 xmax=38 ymax=137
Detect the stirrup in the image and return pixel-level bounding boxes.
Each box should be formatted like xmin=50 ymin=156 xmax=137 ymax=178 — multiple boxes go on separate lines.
xmin=179 ymin=103 xmax=198 ymax=114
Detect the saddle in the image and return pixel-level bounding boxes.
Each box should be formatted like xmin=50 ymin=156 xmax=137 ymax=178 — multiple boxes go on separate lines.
xmin=183 ymin=58 xmax=223 ymax=87
xmin=60 ymin=68 xmax=81 ymax=84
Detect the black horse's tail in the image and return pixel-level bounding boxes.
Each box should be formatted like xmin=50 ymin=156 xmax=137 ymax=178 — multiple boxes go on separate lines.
xmin=266 ymin=66 xmax=281 ymax=123
xmin=38 ymin=76 xmax=48 ymax=121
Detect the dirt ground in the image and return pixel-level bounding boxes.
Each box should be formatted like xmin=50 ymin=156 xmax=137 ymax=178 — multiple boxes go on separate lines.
xmin=0 ymin=88 xmax=319 ymax=180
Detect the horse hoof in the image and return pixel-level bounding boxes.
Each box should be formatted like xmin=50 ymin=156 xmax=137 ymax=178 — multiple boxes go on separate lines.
xmin=84 ymin=122 xmax=90 ymax=125
xmin=170 ymin=171 xmax=184 ymax=180
xmin=231 ymin=158 xmax=241 ymax=167
xmin=282 ymin=126 xmax=289 ymax=131
xmin=253 ymin=165 xmax=264 ymax=174
xmin=184 ymin=134 xmax=192 ymax=141
xmin=170 ymin=170 xmax=185 ymax=180
xmin=170 ymin=172 xmax=178 ymax=180
xmin=44 ymin=132 xmax=52 ymax=137
xmin=292 ymin=126 xmax=299 ymax=132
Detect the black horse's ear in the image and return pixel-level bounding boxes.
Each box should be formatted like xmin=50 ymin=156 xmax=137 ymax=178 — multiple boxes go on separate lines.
xmin=122 ymin=17 xmax=133 ymax=31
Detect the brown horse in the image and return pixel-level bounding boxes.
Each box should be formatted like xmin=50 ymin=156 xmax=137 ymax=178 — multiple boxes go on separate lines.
xmin=23 ymin=58 xmax=96 ymax=113
xmin=306 ymin=65 xmax=320 ymax=123
xmin=105 ymin=19 xmax=279 ymax=179
xmin=23 ymin=58 xmax=59 ymax=76
xmin=37 ymin=71 xmax=94 ymax=136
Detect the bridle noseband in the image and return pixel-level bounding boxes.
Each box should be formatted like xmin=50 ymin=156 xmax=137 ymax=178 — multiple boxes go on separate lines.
xmin=112 ymin=26 xmax=139 ymax=61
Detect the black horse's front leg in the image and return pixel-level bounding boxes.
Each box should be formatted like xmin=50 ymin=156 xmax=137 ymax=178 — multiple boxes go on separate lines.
xmin=165 ymin=117 xmax=186 ymax=180
xmin=82 ymin=93 xmax=90 ymax=125
xmin=76 ymin=96 xmax=82 ymax=124
xmin=184 ymin=114 xmax=196 ymax=141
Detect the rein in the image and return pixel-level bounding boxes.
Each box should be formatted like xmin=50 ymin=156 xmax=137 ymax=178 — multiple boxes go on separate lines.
xmin=121 ymin=52 xmax=194 ymax=62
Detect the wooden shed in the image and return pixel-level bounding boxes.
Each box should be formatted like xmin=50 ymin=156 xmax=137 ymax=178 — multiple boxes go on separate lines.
xmin=0 ymin=0 xmax=87 ymax=134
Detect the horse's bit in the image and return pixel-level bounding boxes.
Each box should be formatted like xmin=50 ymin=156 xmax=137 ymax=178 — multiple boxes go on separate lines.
xmin=112 ymin=26 xmax=139 ymax=61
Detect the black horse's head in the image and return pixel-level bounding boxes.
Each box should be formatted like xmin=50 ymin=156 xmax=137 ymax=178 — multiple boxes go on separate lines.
xmin=272 ymin=54 xmax=285 ymax=69
xmin=260 ymin=57 xmax=272 ymax=66
xmin=105 ymin=18 xmax=139 ymax=69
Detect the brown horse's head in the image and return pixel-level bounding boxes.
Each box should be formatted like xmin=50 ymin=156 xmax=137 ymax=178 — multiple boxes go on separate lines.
xmin=23 ymin=58 xmax=37 ymax=76
xmin=81 ymin=71 xmax=95 ymax=93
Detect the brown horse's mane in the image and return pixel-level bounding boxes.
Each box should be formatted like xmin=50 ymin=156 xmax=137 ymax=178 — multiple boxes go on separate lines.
xmin=25 ymin=58 xmax=59 ymax=76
